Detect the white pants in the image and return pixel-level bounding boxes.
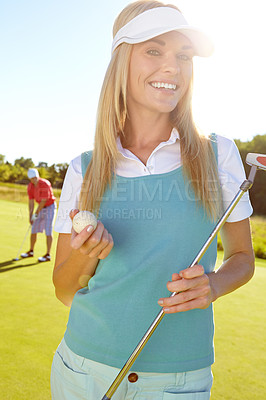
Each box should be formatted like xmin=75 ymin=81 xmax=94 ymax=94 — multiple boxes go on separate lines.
xmin=51 ymin=339 xmax=213 ymax=400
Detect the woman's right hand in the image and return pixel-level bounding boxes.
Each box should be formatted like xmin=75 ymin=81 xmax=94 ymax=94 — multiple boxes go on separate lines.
xmin=69 ymin=209 xmax=114 ymax=260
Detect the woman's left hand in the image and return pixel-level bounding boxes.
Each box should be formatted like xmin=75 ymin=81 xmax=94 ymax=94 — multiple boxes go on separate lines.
xmin=158 ymin=264 xmax=216 ymax=314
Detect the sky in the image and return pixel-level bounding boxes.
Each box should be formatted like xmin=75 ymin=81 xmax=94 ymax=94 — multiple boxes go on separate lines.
xmin=1 ymin=0 xmax=266 ymax=166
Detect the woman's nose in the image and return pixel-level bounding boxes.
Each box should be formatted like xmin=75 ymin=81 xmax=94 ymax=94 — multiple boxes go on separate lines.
xmin=161 ymin=54 xmax=180 ymax=75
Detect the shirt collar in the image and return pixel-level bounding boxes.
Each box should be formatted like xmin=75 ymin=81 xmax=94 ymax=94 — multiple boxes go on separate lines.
xmin=168 ymin=127 xmax=180 ymax=143
xmin=116 ymin=128 xmax=180 ymax=158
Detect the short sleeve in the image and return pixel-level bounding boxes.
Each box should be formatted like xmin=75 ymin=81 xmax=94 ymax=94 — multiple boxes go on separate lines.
xmin=217 ymin=135 xmax=253 ymax=222
xmin=54 ymin=155 xmax=83 ymax=233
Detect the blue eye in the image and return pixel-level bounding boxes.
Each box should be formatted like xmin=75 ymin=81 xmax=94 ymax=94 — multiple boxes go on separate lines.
xmin=147 ymin=49 xmax=160 ymax=56
xmin=177 ymin=54 xmax=192 ymax=61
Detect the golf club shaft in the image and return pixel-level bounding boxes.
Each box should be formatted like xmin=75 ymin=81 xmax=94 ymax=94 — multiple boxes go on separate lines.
xmin=14 ymin=224 xmax=31 ymax=260
xmin=102 ymin=174 xmax=255 ymax=400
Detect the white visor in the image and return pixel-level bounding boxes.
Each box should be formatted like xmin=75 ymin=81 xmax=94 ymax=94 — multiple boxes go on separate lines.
xmin=112 ymin=7 xmax=214 ymax=57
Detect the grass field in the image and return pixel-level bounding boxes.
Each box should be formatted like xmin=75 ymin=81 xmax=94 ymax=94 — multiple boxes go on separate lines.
xmin=0 ymin=199 xmax=265 ymax=399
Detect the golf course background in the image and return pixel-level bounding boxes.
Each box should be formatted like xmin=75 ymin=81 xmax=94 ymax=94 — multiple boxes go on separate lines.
xmin=0 ymin=191 xmax=265 ymax=399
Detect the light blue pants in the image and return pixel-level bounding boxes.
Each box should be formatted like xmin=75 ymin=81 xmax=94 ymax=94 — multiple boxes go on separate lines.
xmin=51 ymin=339 xmax=213 ymax=400
xmin=32 ymin=202 xmax=56 ymax=235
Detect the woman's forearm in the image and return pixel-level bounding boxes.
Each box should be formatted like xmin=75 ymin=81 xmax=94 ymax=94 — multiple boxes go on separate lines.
xmin=53 ymin=218 xmax=113 ymax=306
xmin=53 ymin=248 xmax=99 ymax=307
xmin=209 ymin=219 xmax=255 ymax=302
xmin=208 ymin=251 xmax=255 ymax=302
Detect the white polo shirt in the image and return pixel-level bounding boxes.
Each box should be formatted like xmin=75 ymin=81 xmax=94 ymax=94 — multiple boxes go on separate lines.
xmin=55 ymin=130 xmax=252 ymax=233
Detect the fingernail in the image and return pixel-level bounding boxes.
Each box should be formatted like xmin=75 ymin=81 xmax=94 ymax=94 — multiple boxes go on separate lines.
xmin=164 ymin=308 xmax=170 ymax=313
xmin=87 ymin=226 xmax=93 ymax=233
xmin=158 ymin=300 xmax=163 ymax=305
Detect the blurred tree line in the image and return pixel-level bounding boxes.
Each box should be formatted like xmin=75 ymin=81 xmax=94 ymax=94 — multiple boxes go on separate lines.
xmin=0 ymin=155 xmax=68 ymax=188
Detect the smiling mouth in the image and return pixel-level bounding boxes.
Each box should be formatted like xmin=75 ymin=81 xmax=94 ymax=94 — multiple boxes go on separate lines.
xmin=150 ymin=82 xmax=177 ymax=90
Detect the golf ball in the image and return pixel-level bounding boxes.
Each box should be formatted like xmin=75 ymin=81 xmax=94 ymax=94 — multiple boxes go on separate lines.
xmin=72 ymin=211 xmax=97 ymax=233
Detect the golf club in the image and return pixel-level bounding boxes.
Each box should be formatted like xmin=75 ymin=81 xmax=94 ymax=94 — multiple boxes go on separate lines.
xmin=101 ymin=152 xmax=266 ymax=400
xmin=13 ymin=224 xmax=32 ymax=261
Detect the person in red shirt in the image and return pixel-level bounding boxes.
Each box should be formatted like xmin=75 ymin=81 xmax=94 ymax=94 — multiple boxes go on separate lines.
xmin=21 ymin=168 xmax=56 ymax=262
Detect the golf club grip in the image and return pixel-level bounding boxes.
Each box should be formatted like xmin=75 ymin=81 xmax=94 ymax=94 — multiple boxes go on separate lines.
xmin=101 ymin=179 xmax=254 ymax=399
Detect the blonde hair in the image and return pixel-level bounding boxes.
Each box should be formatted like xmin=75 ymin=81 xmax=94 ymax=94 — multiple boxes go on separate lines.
xmin=79 ymin=0 xmax=221 ymax=219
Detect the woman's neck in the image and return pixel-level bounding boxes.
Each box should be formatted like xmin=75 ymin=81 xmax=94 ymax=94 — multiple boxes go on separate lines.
xmin=123 ymin=107 xmax=172 ymax=145
xmin=121 ymin=112 xmax=173 ymax=165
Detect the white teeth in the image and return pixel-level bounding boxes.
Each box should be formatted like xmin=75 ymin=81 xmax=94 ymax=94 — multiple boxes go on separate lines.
xmin=151 ymin=82 xmax=177 ymax=90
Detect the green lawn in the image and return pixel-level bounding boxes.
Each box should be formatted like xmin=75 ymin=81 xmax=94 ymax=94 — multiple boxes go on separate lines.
xmin=0 ymin=199 xmax=69 ymax=400
xmin=0 ymin=199 xmax=265 ymax=399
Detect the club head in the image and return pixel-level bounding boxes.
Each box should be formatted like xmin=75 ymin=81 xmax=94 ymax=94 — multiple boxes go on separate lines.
xmin=13 ymin=258 xmax=19 ymax=261
xmin=246 ymin=153 xmax=266 ymax=171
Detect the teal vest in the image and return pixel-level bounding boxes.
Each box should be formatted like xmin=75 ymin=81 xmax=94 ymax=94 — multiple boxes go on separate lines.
xmin=64 ymin=140 xmax=218 ymax=372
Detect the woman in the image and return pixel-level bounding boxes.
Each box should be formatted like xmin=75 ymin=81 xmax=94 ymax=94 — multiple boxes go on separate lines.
xmin=51 ymin=2 xmax=254 ymax=399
